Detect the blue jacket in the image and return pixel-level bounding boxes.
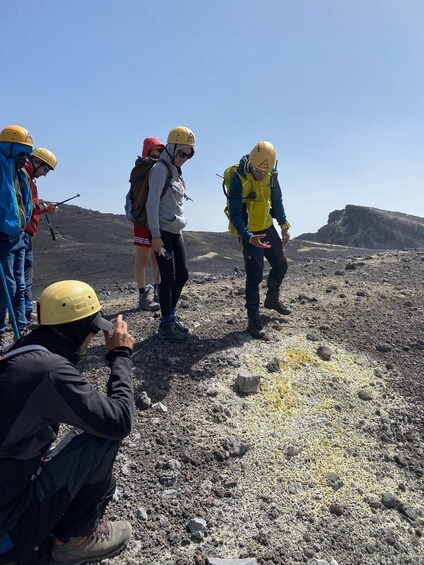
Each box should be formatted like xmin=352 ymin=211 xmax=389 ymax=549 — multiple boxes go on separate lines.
xmin=0 ymin=141 xmax=32 ymax=241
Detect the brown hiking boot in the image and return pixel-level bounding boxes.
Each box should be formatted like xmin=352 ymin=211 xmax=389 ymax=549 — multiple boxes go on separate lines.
xmin=138 ymin=291 xmax=160 ymax=311
xmin=50 ymin=520 xmax=132 ymax=565
xmin=264 ymin=297 xmax=292 ymax=316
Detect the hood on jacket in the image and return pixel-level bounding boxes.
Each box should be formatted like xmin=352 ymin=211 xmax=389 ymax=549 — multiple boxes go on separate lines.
xmin=236 ymin=154 xmax=250 ymax=179
xmin=142 ymin=137 xmax=165 ymax=158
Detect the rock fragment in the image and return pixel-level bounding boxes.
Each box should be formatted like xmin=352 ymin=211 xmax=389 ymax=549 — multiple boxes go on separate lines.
xmin=234 ymin=370 xmax=261 ymax=394
xmin=358 ymin=389 xmax=373 ymax=401
xmin=317 ymin=345 xmax=333 ymax=360
xmin=187 ymin=517 xmax=208 ymax=540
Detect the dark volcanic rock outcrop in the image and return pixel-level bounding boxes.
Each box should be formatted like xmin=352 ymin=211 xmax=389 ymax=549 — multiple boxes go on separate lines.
xmin=297 ymin=205 xmax=424 ymax=249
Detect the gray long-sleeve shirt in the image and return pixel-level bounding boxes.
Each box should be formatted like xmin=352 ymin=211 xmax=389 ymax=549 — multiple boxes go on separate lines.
xmin=146 ymin=146 xmax=187 ymax=238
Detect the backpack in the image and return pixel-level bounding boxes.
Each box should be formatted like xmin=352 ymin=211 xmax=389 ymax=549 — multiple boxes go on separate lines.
xmin=221 ymin=163 xmax=279 ymax=236
xmin=221 ymin=164 xmax=241 ymax=236
xmin=125 ymin=158 xmax=172 ymax=227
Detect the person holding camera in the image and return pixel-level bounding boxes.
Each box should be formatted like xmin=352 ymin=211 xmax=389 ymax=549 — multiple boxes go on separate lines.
xmin=146 ymin=126 xmax=195 ymax=343
xmin=0 ymin=280 xmax=135 ymax=565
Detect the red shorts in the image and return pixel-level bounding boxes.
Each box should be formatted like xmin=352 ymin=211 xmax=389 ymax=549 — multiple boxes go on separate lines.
xmin=133 ymin=226 xmax=151 ymax=248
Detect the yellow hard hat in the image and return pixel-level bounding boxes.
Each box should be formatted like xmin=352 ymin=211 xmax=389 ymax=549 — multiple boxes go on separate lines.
xmin=38 ymin=280 xmax=101 ymax=325
xmin=0 ymin=125 xmax=33 ymax=147
xmin=32 ymin=148 xmax=57 ymax=170
xmin=167 ymin=126 xmax=195 ymax=146
xmin=248 ymin=141 xmax=276 ymax=172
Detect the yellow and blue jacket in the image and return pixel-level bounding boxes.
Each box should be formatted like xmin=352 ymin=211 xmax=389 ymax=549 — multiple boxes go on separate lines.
xmin=228 ymin=155 xmax=287 ymax=242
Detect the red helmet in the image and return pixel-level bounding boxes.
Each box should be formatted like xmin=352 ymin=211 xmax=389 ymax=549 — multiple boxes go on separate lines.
xmin=142 ymin=137 xmax=165 ymax=157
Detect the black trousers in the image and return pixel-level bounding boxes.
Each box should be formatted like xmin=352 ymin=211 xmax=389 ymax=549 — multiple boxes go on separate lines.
xmin=155 ymin=230 xmax=189 ymax=318
xmin=242 ymin=224 xmax=288 ymax=320
xmin=0 ymin=431 xmax=120 ymax=564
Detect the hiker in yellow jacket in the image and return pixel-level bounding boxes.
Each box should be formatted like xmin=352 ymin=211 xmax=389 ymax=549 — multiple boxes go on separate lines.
xmin=228 ymin=141 xmax=291 ymax=339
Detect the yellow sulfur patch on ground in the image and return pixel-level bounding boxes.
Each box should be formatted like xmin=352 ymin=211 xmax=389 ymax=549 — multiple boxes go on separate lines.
xmin=233 ymin=335 xmax=414 ymax=508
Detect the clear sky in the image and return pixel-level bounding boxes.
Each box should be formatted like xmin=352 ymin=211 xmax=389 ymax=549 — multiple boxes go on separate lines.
xmin=2 ymin=0 xmax=423 ymax=236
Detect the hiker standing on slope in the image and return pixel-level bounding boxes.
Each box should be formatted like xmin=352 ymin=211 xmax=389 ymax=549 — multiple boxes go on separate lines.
xmin=0 ymin=280 xmax=135 ymax=565
xmin=130 ymin=137 xmax=165 ymax=311
xmin=0 ymin=125 xmax=34 ymax=342
xmin=228 ymin=141 xmax=291 ymax=339
xmin=24 ymin=147 xmax=59 ymax=324
xmin=146 ymin=126 xmax=195 ymax=342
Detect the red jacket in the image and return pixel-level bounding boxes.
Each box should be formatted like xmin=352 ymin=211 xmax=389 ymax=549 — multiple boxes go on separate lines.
xmin=24 ymin=161 xmax=46 ymax=236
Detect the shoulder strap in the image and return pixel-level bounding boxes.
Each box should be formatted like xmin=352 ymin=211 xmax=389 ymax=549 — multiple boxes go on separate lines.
xmin=156 ymin=159 xmax=172 ymax=198
xmin=0 ymin=344 xmax=48 ymax=362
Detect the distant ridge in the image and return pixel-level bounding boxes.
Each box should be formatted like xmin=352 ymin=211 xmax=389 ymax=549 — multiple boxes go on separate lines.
xmin=32 ymin=204 xmax=379 ymax=296
xmin=296 ymin=205 xmax=424 ymax=249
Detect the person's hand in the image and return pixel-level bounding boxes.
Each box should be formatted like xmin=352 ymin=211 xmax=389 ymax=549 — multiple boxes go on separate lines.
xmin=250 ymin=234 xmax=271 ymax=249
xmin=104 ymin=314 xmax=135 ymax=352
xmin=151 ymin=237 xmax=164 ymax=254
xmin=46 ymin=203 xmax=59 ymax=215
xmin=281 ymin=229 xmax=290 ymax=245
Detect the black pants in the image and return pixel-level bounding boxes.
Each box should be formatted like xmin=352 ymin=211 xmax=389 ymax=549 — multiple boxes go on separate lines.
xmin=155 ymin=230 xmax=189 ymax=318
xmin=242 ymin=224 xmax=288 ymax=320
xmin=0 ymin=431 xmax=120 ymax=564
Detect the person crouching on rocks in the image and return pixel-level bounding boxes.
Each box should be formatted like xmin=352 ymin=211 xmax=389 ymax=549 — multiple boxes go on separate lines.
xmin=0 ymin=280 xmax=135 ymax=564
xmin=146 ymin=126 xmax=195 ymax=343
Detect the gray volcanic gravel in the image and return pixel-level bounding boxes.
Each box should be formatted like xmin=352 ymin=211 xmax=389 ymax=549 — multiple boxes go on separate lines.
xmin=69 ymin=245 xmax=424 ymax=565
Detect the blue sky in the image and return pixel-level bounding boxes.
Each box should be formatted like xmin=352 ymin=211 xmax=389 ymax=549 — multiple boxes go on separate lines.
xmin=2 ymin=0 xmax=423 ymax=236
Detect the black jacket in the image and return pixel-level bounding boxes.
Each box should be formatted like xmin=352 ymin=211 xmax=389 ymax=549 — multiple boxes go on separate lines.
xmin=0 ymin=328 xmax=133 ymax=534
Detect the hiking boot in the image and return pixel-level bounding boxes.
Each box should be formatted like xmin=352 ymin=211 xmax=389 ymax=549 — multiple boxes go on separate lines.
xmin=158 ymin=321 xmax=188 ymax=342
xmin=248 ymin=319 xmax=266 ymax=339
xmin=138 ymin=291 xmax=160 ymax=311
xmin=264 ymin=297 xmax=292 ymax=316
xmin=174 ymin=315 xmax=189 ymax=334
xmin=50 ymin=520 xmax=132 ymax=565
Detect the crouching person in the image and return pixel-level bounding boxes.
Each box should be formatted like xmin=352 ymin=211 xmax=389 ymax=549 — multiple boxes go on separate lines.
xmin=0 ymin=280 xmax=135 ymax=565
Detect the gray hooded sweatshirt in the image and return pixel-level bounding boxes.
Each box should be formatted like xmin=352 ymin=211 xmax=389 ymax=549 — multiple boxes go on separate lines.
xmin=146 ymin=144 xmax=188 ymax=238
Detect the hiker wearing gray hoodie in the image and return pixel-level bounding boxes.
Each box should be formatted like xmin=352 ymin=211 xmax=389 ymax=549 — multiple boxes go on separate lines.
xmin=146 ymin=126 xmax=195 ymax=343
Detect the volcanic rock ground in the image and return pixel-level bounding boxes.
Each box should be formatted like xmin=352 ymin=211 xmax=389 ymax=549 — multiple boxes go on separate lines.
xmin=29 ymin=209 xmax=423 ymax=564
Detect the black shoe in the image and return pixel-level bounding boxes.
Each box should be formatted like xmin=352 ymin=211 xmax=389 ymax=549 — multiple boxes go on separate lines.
xmin=158 ymin=321 xmax=188 ymax=342
xmin=174 ymin=315 xmax=189 ymax=334
xmin=248 ymin=319 xmax=266 ymax=339
xmin=264 ymin=298 xmax=292 ymax=315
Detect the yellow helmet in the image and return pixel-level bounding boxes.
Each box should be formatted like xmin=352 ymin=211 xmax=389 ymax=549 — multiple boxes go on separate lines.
xmin=167 ymin=126 xmax=195 ymax=146
xmin=0 ymin=125 xmax=33 ymax=147
xmin=248 ymin=141 xmax=276 ymax=172
xmin=32 ymin=148 xmax=57 ymax=170
xmin=38 ymin=280 xmax=101 ymax=325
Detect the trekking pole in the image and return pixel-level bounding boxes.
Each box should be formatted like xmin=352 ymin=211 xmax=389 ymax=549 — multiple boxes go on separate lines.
xmin=44 ymin=214 xmax=56 ymax=241
xmin=0 ymin=261 xmax=20 ymax=341
xmin=55 ymin=194 xmax=80 ymax=206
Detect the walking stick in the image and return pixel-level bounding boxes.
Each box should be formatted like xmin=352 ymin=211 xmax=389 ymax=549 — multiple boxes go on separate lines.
xmin=55 ymin=194 xmax=80 ymax=206
xmin=0 ymin=261 xmax=20 ymax=341
xmin=44 ymin=214 xmax=56 ymax=241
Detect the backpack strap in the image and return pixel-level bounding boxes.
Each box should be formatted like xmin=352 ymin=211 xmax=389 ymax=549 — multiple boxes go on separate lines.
xmin=156 ymin=159 xmax=173 ymax=199
xmin=0 ymin=344 xmax=48 ymax=362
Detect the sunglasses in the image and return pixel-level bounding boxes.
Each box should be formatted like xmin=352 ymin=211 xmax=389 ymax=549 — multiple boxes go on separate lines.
xmin=177 ymin=150 xmax=193 ymax=160
xmin=43 ymin=165 xmax=51 ymax=175
xmin=251 ymin=165 xmax=267 ymax=176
